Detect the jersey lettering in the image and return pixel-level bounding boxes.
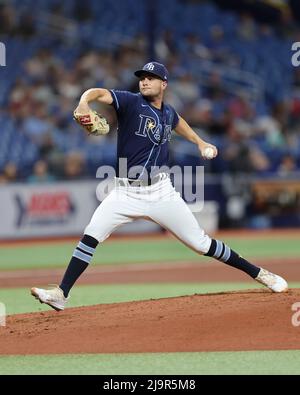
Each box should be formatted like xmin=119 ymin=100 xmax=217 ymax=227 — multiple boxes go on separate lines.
xmin=135 ymin=114 xmax=172 ymax=145
xmin=135 ymin=115 xmax=157 ymax=138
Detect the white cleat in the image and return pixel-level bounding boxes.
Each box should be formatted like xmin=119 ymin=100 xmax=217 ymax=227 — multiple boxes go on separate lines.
xmin=255 ymin=268 xmax=288 ymax=293
xmin=31 ymin=285 xmax=68 ymax=311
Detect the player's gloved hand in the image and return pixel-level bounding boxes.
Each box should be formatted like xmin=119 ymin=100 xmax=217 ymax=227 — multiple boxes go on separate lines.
xmin=73 ymin=108 xmax=110 ymax=136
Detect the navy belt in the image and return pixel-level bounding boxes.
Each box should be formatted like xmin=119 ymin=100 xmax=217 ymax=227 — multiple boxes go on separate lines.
xmin=128 ymin=174 xmax=160 ymax=187
xmin=117 ymin=173 xmax=167 ymax=187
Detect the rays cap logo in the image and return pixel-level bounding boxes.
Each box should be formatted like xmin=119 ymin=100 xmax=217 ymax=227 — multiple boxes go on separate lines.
xmin=0 ymin=42 xmax=6 ymax=66
xmin=134 ymin=61 xmax=168 ymax=81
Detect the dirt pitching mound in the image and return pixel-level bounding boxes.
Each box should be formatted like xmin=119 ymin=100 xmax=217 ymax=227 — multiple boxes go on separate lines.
xmin=1 ymin=289 xmax=300 ymax=354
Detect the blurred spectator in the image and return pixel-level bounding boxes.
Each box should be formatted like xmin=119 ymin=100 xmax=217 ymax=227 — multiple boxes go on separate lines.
xmin=171 ymin=72 xmax=200 ymax=106
xmin=278 ymin=154 xmax=297 ymax=176
xmin=183 ymin=99 xmax=213 ymax=129
xmin=1 ymin=162 xmax=19 ymax=183
xmin=255 ymin=114 xmax=285 ymax=148
xmin=22 ymin=103 xmax=53 ymax=145
xmin=9 ymin=79 xmax=31 ymax=114
xmin=28 ymin=160 xmax=55 ymax=183
xmin=237 ymin=13 xmax=257 ymax=41
xmin=63 ymin=152 xmax=86 ymax=180
xmin=38 ymin=134 xmax=65 ymax=178
xmin=116 ymin=44 xmax=145 ymax=88
xmin=223 ymin=143 xmax=253 ymax=173
xmin=208 ymin=25 xmax=232 ymax=64
xmin=183 ymin=33 xmax=212 ymax=60
xmin=30 ymin=79 xmax=56 ymax=105
xmin=17 ymin=12 xmax=36 ymax=38
xmin=155 ymin=30 xmax=177 ymax=62
xmin=24 ymin=49 xmax=63 ymax=81
xmin=248 ymin=147 xmax=271 ymax=172
xmin=223 ymin=119 xmax=271 ymax=173
xmin=223 ymin=143 xmax=270 ymax=174
xmin=58 ymin=72 xmax=81 ymax=100
xmin=228 ymin=94 xmax=255 ymax=121
xmin=0 ymin=4 xmax=17 ymax=35
xmin=0 ymin=174 xmax=7 ymax=184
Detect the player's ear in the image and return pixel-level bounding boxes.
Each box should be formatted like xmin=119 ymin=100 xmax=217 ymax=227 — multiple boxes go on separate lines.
xmin=162 ymin=81 xmax=167 ymax=90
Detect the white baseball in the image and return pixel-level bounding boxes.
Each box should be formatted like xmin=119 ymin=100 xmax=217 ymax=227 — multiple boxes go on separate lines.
xmin=203 ymin=147 xmax=215 ymax=159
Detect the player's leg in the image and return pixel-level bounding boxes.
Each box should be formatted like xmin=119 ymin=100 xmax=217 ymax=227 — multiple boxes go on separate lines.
xmin=148 ymin=183 xmax=288 ymax=292
xmin=202 ymin=239 xmax=288 ymax=292
xmin=58 ymin=188 xmax=138 ymax=297
xmin=31 ymin=187 xmax=142 ymax=310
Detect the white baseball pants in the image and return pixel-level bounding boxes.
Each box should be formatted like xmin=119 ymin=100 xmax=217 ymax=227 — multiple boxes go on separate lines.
xmin=84 ymin=174 xmax=212 ymax=254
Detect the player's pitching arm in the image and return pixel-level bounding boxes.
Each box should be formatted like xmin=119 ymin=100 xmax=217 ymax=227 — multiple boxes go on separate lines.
xmin=75 ymin=88 xmax=113 ymax=112
xmin=174 ymin=116 xmax=218 ymax=159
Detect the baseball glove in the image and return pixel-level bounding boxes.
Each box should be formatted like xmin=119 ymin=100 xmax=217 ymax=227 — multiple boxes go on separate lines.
xmin=73 ymin=108 xmax=110 ymax=136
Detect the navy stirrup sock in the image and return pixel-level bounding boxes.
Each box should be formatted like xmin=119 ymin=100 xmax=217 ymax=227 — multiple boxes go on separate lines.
xmin=60 ymin=235 xmax=98 ymax=297
xmin=204 ymin=239 xmax=260 ymax=279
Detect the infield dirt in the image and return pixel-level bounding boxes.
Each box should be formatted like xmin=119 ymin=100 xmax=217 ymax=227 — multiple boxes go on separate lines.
xmin=1 ymin=289 xmax=300 ymax=354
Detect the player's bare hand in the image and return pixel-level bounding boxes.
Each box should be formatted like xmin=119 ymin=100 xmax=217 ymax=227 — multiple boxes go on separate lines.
xmin=199 ymin=144 xmax=218 ymax=160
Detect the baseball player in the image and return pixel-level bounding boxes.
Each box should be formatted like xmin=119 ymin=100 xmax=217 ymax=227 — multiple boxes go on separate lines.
xmin=31 ymin=62 xmax=288 ymax=311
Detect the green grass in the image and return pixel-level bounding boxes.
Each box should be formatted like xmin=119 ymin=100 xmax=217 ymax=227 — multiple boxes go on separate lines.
xmin=0 ymin=237 xmax=299 ymax=271
xmin=0 ymin=351 xmax=300 ymax=375
xmin=1 ymin=282 xmax=300 ymax=315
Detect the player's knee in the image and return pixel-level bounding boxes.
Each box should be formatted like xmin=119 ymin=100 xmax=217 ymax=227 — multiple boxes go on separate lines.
xmin=84 ymin=224 xmax=108 ymax=243
xmin=189 ymin=234 xmax=212 ymax=255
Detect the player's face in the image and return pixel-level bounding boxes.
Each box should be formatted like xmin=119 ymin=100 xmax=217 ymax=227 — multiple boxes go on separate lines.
xmin=139 ymin=74 xmax=167 ymax=99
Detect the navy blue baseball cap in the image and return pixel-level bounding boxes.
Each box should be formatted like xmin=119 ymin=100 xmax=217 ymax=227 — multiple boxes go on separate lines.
xmin=134 ymin=61 xmax=168 ymax=82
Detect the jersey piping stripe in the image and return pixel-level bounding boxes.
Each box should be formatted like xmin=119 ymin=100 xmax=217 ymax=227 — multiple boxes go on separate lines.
xmin=77 ymin=241 xmax=95 ymax=255
xmin=175 ymin=112 xmax=180 ymax=128
xmin=139 ymin=144 xmax=156 ymax=179
xmin=73 ymin=249 xmax=92 ymax=264
xmin=146 ymin=104 xmax=161 ymax=138
xmin=111 ymin=90 xmax=120 ymax=110
xmin=153 ymin=145 xmax=162 ymax=168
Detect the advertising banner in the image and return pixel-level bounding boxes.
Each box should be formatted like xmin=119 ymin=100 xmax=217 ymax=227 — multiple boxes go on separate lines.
xmin=0 ymin=181 xmax=99 ymax=239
